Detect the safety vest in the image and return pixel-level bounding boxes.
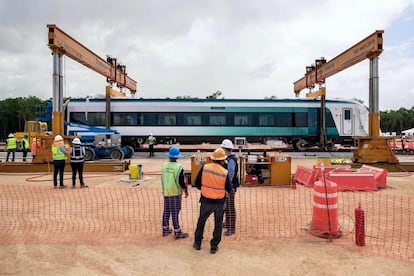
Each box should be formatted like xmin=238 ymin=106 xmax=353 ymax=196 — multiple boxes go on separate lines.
xmin=22 ymin=138 xmax=29 ymax=150
xmin=52 ymin=144 xmax=67 ymax=161
xmin=201 ymin=163 xmax=228 ymax=199
xmin=161 ymin=161 xmax=184 ymax=196
xmin=148 ymin=135 xmax=156 ymax=145
xmin=6 ymin=138 xmax=17 ymax=150
xmin=70 ymin=145 xmax=85 ymax=163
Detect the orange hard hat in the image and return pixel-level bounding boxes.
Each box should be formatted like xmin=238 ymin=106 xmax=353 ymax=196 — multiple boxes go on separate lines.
xmin=211 ymin=148 xmax=227 ymax=161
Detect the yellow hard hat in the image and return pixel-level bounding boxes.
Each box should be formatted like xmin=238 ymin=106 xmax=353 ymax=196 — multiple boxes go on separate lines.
xmin=211 ymin=148 xmax=227 ymax=160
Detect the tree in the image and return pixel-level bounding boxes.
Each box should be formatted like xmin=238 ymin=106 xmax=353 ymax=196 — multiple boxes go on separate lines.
xmin=206 ymin=91 xmax=222 ymax=99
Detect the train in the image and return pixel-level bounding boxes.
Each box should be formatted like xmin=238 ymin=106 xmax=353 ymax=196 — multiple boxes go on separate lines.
xmin=64 ymin=97 xmax=369 ymax=150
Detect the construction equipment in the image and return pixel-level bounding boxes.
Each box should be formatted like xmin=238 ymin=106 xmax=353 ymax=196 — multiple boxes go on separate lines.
xmin=294 ymin=30 xmax=399 ymax=165
xmin=20 ymin=24 xmax=138 ymax=164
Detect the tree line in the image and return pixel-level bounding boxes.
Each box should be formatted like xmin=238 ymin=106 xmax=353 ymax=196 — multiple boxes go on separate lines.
xmin=0 ymin=96 xmax=413 ymax=141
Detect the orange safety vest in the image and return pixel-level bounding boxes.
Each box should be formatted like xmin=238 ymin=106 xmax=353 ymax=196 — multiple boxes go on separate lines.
xmin=201 ymin=163 xmax=228 ymax=199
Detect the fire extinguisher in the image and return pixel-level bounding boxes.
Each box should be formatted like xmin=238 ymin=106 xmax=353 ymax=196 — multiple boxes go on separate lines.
xmin=291 ymin=175 xmax=296 ymax=189
xmin=355 ymin=203 xmax=365 ymax=246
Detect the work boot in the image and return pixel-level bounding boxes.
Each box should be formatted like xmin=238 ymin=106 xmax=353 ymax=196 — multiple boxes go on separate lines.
xmin=162 ymin=229 xmax=172 ymax=237
xmin=174 ymin=232 xmax=189 ymax=239
xmin=210 ymin=247 xmax=219 ymax=254
xmin=80 ymin=184 xmax=89 ymax=188
xmin=224 ymin=229 xmax=235 ymax=236
xmin=193 ymin=242 xmax=201 ymax=250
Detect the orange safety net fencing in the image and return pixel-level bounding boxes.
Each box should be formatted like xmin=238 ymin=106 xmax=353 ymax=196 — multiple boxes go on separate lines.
xmin=0 ymin=184 xmax=413 ymax=262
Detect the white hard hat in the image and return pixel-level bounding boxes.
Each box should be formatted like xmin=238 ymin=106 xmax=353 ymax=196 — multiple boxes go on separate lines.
xmin=72 ymin=138 xmax=81 ymax=144
xmin=54 ymin=135 xmax=63 ymax=141
xmin=8 ymin=133 xmax=14 ymax=138
xmin=221 ymin=139 xmax=233 ymax=149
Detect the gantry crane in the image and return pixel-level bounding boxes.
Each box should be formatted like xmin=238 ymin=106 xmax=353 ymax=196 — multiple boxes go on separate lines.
xmin=294 ymin=30 xmax=399 ymax=165
xmin=28 ymin=24 xmax=137 ymax=164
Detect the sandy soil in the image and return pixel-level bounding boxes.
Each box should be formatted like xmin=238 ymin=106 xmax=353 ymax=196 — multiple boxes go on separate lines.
xmin=0 ymin=153 xmax=413 ymax=275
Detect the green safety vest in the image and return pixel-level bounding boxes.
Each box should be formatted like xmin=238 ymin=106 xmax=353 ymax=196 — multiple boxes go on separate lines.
xmin=161 ymin=162 xmax=183 ymax=197
xmin=52 ymin=145 xmax=67 ymax=161
xmin=6 ymin=138 xmax=17 ymax=150
xmin=22 ymin=138 xmax=29 ymax=149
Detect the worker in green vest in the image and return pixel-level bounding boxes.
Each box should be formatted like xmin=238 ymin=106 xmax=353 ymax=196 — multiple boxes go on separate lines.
xmin=22 ymin=135 xmax=30 ymax=162
xmin=52 ymin=135 xmax=67 ymax=189
xmin=148 ymin=133 xmax=156 ymax=158
xmin=6 ymin=133 xmax=17 ymax=162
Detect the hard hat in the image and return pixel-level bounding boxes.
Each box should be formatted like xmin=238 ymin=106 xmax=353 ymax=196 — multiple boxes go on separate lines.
xmin=8 ymin=133 xmax=14 ymax=138
xmin=221 ymin=139 xmax=233 ymax=149
xmin=23 ymin=135 xmax=28 ymax=139
xmin=149 ymin=133 xmax=153 ymax=136
xmin=211 ymin=148 xmax=227 ymax=160
xmin=168 ymin=146 xmax=181 ymax=158
xmin=72 ymin=138 xmax=81 ymax=145
xmin=54 ymin=135 xmax=63 ymax=142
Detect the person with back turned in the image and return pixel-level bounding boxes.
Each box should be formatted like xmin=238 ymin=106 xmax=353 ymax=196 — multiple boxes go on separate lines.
xmin=193 ymin=147 xmax=232 ymax=254
xmin=52 ymin=135 xmax=67 ymax=189
xmin=161 ymin=146 xmax=189 ymax=239
xmin=148 ymin=133 xmax=156 ymax=157
xmin=6 ymin=133 xmax=17 ymax=162
xmin=221 ymin=138 xmax=240 ymax=236
xmin=70 ymin=137 xmax=88 ymax=189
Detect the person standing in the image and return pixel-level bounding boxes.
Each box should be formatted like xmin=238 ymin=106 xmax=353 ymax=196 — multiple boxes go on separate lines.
xmin=21 ymin=135 xmax=30 ymax=162
xmin=52 ymin=135 xmax=67 ymax=189
xmin=6 ymin=133 xmax=17 ymax=162
xmin=31 ymin=138 xmax=40 ymax=160
xmin=161 ymin=146 xmax=189 ymax=239
xmin=70 ymin=138 xmax=88 ymax=189
xmin=221 ymin=139 xmax=240 ymax=236
xmin=148 ymin=133 xmax=156 ymax=157
xmin=193 ymin=147 xmax=232 ymax=254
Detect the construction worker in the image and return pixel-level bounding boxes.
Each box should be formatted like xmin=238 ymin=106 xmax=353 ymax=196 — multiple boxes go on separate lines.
xmin=161 ymin=146 xmax=189 ymax=239
xmin=70 ymin=138 xmax=88 ymax=188
xmin=148 ymin=133 xmax=156 ymax=157
xmin=30 ymin=138 xmax=40 ymax=160
xmin=52 ymin=135 xmax=67 ymax=189
xmin=193 ymin=147 xmax=232 ymax=254
xmin=6 ymin=133 xmax=17 ymax=162
xmin=221 ymin=139 xmax=240 ymax=236
xmin=21 ymin=135 xmax=30 ymax=162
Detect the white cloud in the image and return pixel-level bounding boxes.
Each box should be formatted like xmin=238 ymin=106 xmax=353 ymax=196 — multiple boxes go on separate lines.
xmin=1 ymin=0 xmax=414 ymax=109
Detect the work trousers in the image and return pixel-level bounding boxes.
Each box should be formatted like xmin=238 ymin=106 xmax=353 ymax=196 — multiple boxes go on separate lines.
xmin=149 ymin=144 xmax=154 ymax=157
xmin=224 ymin=189 xmax=236 ymax=230
xmin=22 ymin=149 xmax=28 ymax=161
xmin=6 ymin=149 xmax=16 ymax=162
xmin=194 ymin=201 xmax=225 ymax=249
xmin=162 ymin=195 xmax=183 ymax=233
xmin=71 ymin=162 xmax=85 ymax=187
xmin=53 ymin=160 xmax=66 ymax=187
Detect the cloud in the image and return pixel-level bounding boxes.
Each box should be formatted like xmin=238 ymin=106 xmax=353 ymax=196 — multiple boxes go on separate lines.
xmin=1 ymin=0 xmax=414 ymax=109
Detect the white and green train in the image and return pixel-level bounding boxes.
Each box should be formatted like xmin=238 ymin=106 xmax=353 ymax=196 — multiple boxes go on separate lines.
xmin=65 ymin=97 xmax=369 ymax=150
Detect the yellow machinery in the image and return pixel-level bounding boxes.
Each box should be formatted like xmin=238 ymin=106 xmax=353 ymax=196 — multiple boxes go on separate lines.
xmin=293 ymin=30 xmax=399 ymax=165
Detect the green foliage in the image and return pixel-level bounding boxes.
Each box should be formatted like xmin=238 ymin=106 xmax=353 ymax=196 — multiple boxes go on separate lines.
xmin=0 ymin=96 xmax=44 ymax=141
xmin=380 ymin=107 xmax=414 ymax=134
xmin=206 ymin=91 xmax=223 ymax=99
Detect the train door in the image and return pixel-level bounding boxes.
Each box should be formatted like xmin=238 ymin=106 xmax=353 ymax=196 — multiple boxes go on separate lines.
xmin=341 ymin=108 xmax=353 ymax=135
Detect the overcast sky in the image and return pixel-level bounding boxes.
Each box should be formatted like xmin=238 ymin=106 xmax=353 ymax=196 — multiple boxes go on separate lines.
xmin=1 ymin=0 xmax=414 ymax=110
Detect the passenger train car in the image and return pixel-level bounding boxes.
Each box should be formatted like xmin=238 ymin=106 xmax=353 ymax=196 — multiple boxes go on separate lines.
xmin=65 ymin=98 xmax=369 ymax=150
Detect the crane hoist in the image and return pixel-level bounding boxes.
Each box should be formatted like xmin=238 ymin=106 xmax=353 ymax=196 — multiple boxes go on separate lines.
xmin=294 ymin=30 xmax=398 ymax=165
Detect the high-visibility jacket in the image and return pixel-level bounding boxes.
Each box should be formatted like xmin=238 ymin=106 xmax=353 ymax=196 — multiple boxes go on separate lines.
xmin=6 ymin=138 xmax=17 ymax=150
xmin=201 ymin=163 xmax=228 ymax=199
xmin=70 ymin=145 xmax=85 ymax=163
xmin=22 ymin=138 xmax=29 ymax=150
xmin=161 ymin=161 xmax=184 ymax=196
xmin=52 ymin=144 xmax=67 ymax=161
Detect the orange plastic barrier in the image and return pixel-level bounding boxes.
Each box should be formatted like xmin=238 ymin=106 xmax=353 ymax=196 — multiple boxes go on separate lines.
xmin=293 ymin=166 xmax=316 ymax=187
xmin=359 ymin=165 xmax=388 ymax=189
xmin=327 ymin=172 xmax=377 ymax=191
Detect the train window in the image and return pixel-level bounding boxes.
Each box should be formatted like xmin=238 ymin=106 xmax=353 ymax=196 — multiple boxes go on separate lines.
xmin=234 ymin=114 xmax=249 ymax=125
xmin=158 ymin=113 xmax=176 ymax=125
xmin=112 ymin=113 xmax=137 ymax=126
xmin=70 ymin=112 xmax=87 ymax=124
xmin=143 ymin=113 xmax=158 ymax=125
xmin=89 ymin=112 xmax=106 ymax=126
xmin=293 ymin=112 xmax=307 ymax=127
xmin=185 ymin=114 xmax=202 ymax=125
xmin=209 ymin=114 xmax=226 ymax=125
xmin=344 ymin=109 xmax=351 ymax=120
xmin=275 ymin=112 xmax=292 ymax=127
xmin=326 ymin=110 xmax=336 ymax=127
xmin=259 ymin=114 xmax=274 ymax=126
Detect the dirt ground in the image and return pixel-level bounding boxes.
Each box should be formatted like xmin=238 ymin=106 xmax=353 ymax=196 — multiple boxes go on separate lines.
xmin=0 ymin=153 xmax=413 ymax=275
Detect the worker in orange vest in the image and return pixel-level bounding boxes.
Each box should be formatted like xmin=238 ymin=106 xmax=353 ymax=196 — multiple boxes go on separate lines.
xmin=193 ymin=147 xmax=232 ymax=254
